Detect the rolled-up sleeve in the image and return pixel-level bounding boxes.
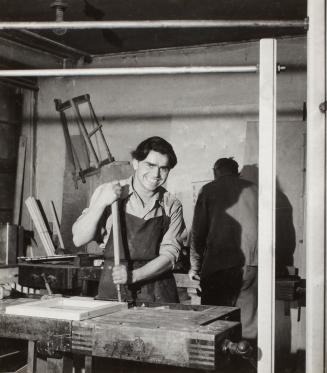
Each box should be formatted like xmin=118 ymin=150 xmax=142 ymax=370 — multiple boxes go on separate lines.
xmin=159 ymin=200 xmax=186 ymax=266
xmin=77 ymin=185 xmax=112 ymax=247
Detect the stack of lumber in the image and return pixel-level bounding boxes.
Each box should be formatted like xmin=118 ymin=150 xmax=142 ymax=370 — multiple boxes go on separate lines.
xmin=25 ymin=197 xmax=56 ymax=256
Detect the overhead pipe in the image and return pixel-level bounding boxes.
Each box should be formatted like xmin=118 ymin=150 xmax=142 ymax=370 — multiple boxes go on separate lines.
xmin=0 ymin=65 xmax=259 ymax=77
xmin=0 ymin=19 xmax=308 ymax=31
xmin=18 ymin=30 xmax=92 ymax=61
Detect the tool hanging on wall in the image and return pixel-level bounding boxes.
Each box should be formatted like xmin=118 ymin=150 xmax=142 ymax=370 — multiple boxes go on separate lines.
xmin=54 ymin=94 xmax=115 ymax=188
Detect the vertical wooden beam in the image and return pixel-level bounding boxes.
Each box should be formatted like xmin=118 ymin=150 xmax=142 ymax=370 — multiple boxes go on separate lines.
xmin=84 ymin=355 xmax=93 ymax=373
xmin=306 ymin=0 xmax=327 ymax=372
xmin=46 ymin=356 xmax=73 ymax=373
xmin=258 ymin=38 xmax=277 ymax=373
xmin=27 ymin=341 xmax=36 ymax=373
xmin=13 ymin=135 xmax=27 ymax=225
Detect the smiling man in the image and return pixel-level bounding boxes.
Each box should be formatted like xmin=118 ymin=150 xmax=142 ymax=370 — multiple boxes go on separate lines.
xmin=72 ymin=136 xmax=185 ymax=303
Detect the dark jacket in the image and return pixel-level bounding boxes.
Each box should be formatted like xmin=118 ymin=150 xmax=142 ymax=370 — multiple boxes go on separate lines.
xmin=191 ymin=174 xmax=258 ymax=278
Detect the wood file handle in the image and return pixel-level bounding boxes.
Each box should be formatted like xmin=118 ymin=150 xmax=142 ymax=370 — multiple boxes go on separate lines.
xmin=111 ymin=200 xmax=122 ymax=302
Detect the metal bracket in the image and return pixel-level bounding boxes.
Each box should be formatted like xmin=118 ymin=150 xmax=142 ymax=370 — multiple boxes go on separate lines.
xmin=277 ymin=63 xmax=286 ymax=73
xmin=304 ymin=17 xmax=309 ymax=31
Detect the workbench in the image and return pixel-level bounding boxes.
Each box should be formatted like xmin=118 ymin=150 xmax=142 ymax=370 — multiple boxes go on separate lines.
xmin=0 ymin=297 xmax=241 ymax=373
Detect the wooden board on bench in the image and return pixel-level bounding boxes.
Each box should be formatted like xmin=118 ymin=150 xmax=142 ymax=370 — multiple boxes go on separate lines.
xmin=5 ymin=296 xmax=127 ymax=321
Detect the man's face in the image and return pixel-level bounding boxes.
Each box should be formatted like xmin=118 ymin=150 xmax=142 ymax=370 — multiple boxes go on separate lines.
xmin=133 ymin=150 xmax=170 ymax=192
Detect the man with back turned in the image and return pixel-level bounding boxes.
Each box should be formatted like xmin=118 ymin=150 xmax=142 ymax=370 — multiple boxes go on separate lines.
xmin=190 ymin=157 xmax=258 ymax=341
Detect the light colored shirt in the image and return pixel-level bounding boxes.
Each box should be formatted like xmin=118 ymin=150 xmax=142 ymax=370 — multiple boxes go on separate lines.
xmin=84 ymin=176 xmax=186 ymax=266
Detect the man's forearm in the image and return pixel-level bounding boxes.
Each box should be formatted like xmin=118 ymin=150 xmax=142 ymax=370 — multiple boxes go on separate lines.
xmin=72 ymin=181 xmax=123 ymax=247
xmin=190 ymin=245 xmax=202 ymax=273
xmin=72 ymin=205 xmax=105 ymax=247
xmin=131 ymin=255 xmax=173 ymax=283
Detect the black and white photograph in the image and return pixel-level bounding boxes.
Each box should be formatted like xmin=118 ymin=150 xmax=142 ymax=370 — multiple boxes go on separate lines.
xmin=0 ymin=1 xmax=325 ymax=373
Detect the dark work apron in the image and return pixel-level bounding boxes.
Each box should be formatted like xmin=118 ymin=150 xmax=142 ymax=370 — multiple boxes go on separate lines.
xmin=97 ymin=201 xmax=179 ymax=303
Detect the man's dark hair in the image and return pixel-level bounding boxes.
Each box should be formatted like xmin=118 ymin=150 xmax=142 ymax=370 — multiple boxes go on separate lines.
xmin=214 ymin=157 xmax=239 ymax=175
xmin=131 ymin=136 xmax=177 ymax=169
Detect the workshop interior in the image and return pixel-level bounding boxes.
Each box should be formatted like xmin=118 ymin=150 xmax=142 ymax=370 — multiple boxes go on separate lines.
xmin=0 ymin=0 xmax=325 ymax=373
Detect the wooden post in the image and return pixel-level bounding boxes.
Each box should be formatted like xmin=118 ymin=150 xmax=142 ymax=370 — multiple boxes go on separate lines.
xmin=111 ymin=201 xmax=122 ymax=302
xmin=13 ymin=135 xmax=27 ymax=226
xmin=27 ymin=341 xmax=36 ymax=373
xmin=46 ymin=356 xmax=73 ymax=373
xmin=50 ymin=201 xmax=65 ymax=250
xmin=258 ymin=39 xmax=277 ymax=373
xmin=306 ymin=0 xmax=327 ymax=372
xmin=84 ymin=356 xmax=93 ymax=373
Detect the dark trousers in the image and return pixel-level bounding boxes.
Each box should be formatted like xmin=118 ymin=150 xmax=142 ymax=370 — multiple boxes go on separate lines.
xmin=201 ymin=266 xmax=258 ymax=339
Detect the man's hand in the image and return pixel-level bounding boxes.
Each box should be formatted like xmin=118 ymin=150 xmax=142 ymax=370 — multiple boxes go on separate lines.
xmin=188 ymin=269 xmax=200 ymax=281
xmin=93 ymin=181 xmax=122 ymax=209
xmin=112 ymin=264 xmax=132 ymax=285
xmin=188 ymin=270 xmax=201 ymax=295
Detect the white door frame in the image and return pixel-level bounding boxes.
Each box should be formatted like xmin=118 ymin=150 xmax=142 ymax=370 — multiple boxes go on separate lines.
xmin=257 ymin=38 xmax=277 ymax=373
xmin=306 ymin=0 xmax=327 ymax=372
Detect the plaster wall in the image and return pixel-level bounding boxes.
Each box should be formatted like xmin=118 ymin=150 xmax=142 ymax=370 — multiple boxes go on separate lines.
xmin=35 ymin=36 xmax=306 ymax=228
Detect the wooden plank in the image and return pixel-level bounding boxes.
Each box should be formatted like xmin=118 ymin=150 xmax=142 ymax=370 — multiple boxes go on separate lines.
xmin=61 ymin=137 xmax=89 ymax=254
xmin=258 ymin=38 xmax=277 ymax=373
xmin=84 ymin=356 xmax=92 ymax=373
xmin=27 ymin=341 xmax=36 ymax=373
xmin=49 ymin=201 xmax=65 ymax=250
xmin=193 ymin=306 xmax=240 ymax=325
xmin=35 ymin=357 xmax=47 ymax=373
xmin=46 ymin=356 xmax=73 ymax=373
xmin=5 ymin=296 xmax=127 ymax=321
xmin=15 ymin=364 xmax=28 ymax=373
xmin=13 ymin=135 xmax=27 ymax=225
xmin=0 ymin=297 xmax=36 ymax=312
xmin=111 ymin=201 xmax=122 ymax=301
xmin=0 ymin=223 xmax=18 ymax=265
xmin=25 ymin=197 xmax=56 ymax=256
xmin=306 ymin=1 xmax=327 ymax=373
xmin=173 ymin=273 xmax=200 ymax=289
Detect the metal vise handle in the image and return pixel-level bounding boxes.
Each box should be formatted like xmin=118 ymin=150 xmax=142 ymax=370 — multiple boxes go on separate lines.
xmin=221 ymin=339 xmax=256 ymax=369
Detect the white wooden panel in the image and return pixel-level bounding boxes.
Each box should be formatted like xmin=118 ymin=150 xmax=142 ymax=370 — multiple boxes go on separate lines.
xmin=306 ymin=0 xmax=327 ymax=372
xmin=258 ymin=39 xmax=277 ymax=373
xmin=5 ymin=296 xmax=127 ymax=320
